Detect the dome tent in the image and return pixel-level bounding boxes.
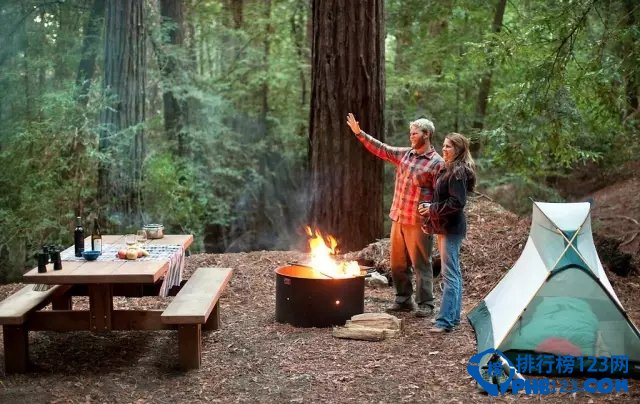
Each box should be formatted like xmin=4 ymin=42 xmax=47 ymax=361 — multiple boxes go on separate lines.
xmin=468 ymin=201 xmax=640 ymax=378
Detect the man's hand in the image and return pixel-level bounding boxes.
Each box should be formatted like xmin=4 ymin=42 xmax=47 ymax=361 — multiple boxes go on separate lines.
xmin=346 ymin=113 xmax=362 ymax=135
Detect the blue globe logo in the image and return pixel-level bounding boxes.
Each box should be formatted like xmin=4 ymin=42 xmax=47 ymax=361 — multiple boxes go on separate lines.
xmin=467 ymin=348 xmax=516 ymax=396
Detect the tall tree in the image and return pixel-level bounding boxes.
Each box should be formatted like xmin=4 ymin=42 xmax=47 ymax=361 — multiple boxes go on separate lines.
xmin=254 ymin=0 xmax=273 ymax=245
xmin=159 ymin=0 xmax=189 ymax=157
xmin=473 ymin=0 xmax=506 ymax=132
xmin=290 ymin=0 xmax=311 ymax=138
xmin=98 ymin=0 xmax=146 ymax=227
xmin=622 ymin=0 xmax=639 ymax=123
xmin=76 ymin=0 xmax=105 ymax=105
xmin=309 ymin=0 xmax=384 ymax=251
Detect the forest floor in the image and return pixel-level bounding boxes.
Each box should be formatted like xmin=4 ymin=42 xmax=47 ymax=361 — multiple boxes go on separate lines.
xmin=556 ymin=160 xmax=640 ymax=266
xmin=0 ymin=189 xmax=639 ymax=402
xmin=590 ymin=175 xmax=640 ymax=264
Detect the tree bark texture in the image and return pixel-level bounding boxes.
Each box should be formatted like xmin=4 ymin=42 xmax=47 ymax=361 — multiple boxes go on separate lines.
xmin=160 ymin=0 xmax=189 ymax=157
xmin=228 ymin=0 xmax=243 ymax=29
xmin=76 ymin=0 xmax=105 ymax=104
xmin=309 ymin=0 xmax=385 ymax=252
xmin=98 ymin=0 xmax=146 ymax=228
xmin=54 ymin=2 xmax=82 ymax=82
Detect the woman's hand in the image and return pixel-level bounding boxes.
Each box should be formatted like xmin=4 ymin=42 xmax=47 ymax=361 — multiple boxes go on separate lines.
xmin=346 ymin=113 xmax=362 ymax=135
xmin=418 ymin=202 xmax=430 ymax=216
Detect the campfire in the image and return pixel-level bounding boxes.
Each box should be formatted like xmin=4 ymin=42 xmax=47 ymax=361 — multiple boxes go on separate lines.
xmin=304 ymin=226 xmax=361 ymax=279
xmin=274 ymin=227 xmax=365 ymax=328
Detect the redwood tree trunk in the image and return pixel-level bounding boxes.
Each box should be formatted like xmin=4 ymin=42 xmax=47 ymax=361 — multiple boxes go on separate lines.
xmin=160 ymin=0 xmax=189 ymax=157
xmin=309 ymin=0 xmax=384 ymax=251
xmin=75 ymin=0 xmax=105 ymax=104
xmin=98 ymin=0 xmax=146 ymax=228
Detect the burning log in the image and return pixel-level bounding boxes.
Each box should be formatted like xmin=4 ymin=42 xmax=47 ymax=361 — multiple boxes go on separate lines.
xmin=332 ymin=313 xmax=403 ymax=341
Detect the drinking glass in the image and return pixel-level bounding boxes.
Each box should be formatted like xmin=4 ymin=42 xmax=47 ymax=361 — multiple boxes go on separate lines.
xmin=136 ymin=229 xmax=147 ymax=246
xmin=124 ymin=234 xmax=137 ymax=247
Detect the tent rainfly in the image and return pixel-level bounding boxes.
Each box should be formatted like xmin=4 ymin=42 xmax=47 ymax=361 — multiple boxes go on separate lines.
xmin=468 ymin=201 xmax=640 ymax=377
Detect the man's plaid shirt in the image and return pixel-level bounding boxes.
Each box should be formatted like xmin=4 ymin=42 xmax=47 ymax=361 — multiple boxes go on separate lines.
xmin=357 ymin=131 xmax=444 ymax=226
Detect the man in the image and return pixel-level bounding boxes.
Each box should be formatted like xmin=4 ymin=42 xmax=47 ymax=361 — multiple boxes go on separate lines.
xmin=346 ymin=112 xmax=443 ymax=317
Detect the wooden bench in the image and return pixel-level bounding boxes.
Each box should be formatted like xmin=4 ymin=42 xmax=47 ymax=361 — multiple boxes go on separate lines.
xmin=0 ymin=284 xmax=69 ymax=373
xmin=161 ymin=267 xmax=233 ymax=369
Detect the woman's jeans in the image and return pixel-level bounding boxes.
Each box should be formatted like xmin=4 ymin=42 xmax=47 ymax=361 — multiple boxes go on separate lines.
xmin=434 ymin=233 xmax=464 ymax=330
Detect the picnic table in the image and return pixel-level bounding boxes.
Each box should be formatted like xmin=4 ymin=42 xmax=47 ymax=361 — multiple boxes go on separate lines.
xmin=1 ymin=234 xmax=233 ymax=372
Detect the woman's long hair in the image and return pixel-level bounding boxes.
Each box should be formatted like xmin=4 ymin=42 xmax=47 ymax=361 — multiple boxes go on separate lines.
xmin=444 ymin=133 xmax=476 ymax=192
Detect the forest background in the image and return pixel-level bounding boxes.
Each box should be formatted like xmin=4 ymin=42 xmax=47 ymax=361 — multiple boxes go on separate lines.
xmin=0 ymin=0 xmax=638 ymax=281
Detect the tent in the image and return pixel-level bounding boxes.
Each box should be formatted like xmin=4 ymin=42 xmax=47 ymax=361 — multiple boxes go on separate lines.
xmin=468 ymin=201 xmax=640 ymax=377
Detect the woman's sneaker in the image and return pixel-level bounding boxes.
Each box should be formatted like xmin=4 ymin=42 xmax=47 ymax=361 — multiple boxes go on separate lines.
xmin=428 ymin=326 xmax=451 ymax=333
xmin=431 ymin=318 xmax=460 ymax=327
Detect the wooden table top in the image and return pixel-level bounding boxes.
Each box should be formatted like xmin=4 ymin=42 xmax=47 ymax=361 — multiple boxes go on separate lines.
xmin=23 ymin=234 xmax=194 ymax=285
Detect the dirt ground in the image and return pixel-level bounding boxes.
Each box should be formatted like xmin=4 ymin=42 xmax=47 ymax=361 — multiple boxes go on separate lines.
xmin=0 ymin=196 xmax=639 ymax=403
xmin=555 ymin=160 xmax=640 ymax=265
xmin=590 ymin=176 xmax=640 ymax=262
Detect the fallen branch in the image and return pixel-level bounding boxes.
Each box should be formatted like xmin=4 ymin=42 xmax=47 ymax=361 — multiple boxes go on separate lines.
xmin=620 ymin=231 xmax=639 ymax=247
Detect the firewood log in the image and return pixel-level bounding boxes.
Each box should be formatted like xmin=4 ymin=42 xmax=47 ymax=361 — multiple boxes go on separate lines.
xmin=332 ymin=326 xmax=386 ymax=341
xmin=347 ymin=312 xmax=403 ymax=331
xmin=332 ymin=312 xmax=403 ymax=341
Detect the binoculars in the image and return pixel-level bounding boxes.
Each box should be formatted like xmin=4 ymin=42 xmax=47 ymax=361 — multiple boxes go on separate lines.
xmin=37 ymin=245 xmax=62 ymax=272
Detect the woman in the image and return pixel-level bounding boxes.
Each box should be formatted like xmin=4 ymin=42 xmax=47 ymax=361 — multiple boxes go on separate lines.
xmin=418 ymin=133 xmax=476 ymax=333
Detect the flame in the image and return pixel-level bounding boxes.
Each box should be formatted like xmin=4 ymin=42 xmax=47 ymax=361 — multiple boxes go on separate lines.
xmin=304 ymin=226 xmax=361 ymax=278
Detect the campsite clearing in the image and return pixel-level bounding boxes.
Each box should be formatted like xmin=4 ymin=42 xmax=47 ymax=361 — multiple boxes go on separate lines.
xmin=0 ymin=199 xmax=638 ymax=402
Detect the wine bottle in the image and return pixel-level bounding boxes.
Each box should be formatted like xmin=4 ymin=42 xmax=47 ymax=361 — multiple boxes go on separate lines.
xmin=74 ymin=216 xmax=85 ymax=257
xmin=91 ymin=218 xmax=102 ymax=254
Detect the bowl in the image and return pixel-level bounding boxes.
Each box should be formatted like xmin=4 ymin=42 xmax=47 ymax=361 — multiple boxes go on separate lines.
xmin=82 ymin=250 xmax=100 ymax=261
xmin=143 ymin=224 xmax=164 ymax=239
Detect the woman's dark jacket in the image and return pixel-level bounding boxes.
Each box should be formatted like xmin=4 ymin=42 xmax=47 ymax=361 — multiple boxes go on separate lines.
xmin=422 ymin=167 xmax=470 ymax=235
